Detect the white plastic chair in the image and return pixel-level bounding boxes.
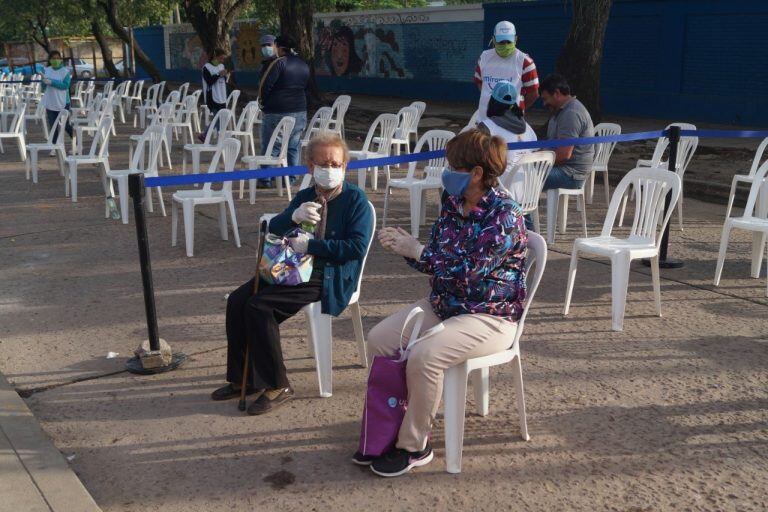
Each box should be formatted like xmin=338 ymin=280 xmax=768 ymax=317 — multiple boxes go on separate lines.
xmin=129 ymin=103 xmax=174 ymax=171
xmin=172 ymin=138 xmax=242 ymax=257
xmin=25 ymin=110 xmax=69 ymax=183
xmin=585 ymin=123 xmax=621 ymax=205
xmin=242 ymin=115 xmax=296 ymax=204
xmin=326 ymin=95 xmax=350 ymax=138
xmin=545 ymin=184 xmax=587 ymax=245
xmin=0 ymin=101 xmax=27 ymax=161
xmin=229 ymin=101 xmax=260 ymax=158
xmin=408 ymin=101 xmax=426 ymax=144
xmin=714 ymin=160 xmax=768 ymax=297
xmin=563 ymin=167 xmax=682 ymax=331
xmin=107 ymin=126 xmax=166 ymax=224
xmin=125 ymin=79 xmax=145 ymax=114
xmin=382 ymin=129 xmax=454 ymax=238
xmin=373 ymin=106 xmax=418 ymax=163
xmin=349 ymin=113 xmax=398 ymax=191
xmin=723 ymin=137 xmax=768 ymax=222
xmin=24 ymin=99 xmax=48 ymax=138
xmin=111 ymin=81 xmax=130 ymax=123
xmin=500 ymin=151 xmax=556 ymax=233
xmin=202 ymin=89 xmax=240 ymax=127
xmin=301 ymin=107 xmax=333 ymax=160
xmin=182 ymin=108 xmax=234 ymax=174
xmin=64 ymin=115 xmax=114 ymax=205
xmin=620 ymin=123 xmax=697 ymax=230
xmin=166 ymin=94 xmax=198 ymax=147
xmin=442 ymin=230 xmax=547 ymax=473
xmin=262 ymin=201 xmax=375 ymax=397
xmin=133 ymin=83 xmax=161 ymax=128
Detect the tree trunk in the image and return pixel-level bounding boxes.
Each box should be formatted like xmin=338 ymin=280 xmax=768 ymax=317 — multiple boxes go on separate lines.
xmin=97 ymin=0 xmax=162 ymax=82
xmin=91 ymin=17 xmax=120 ymax=78
xmin=276 ymin=0 xmax=321 ymax=107
xmin=555 ymin=0 xmax=613 ymax=122
xmin=28 ymin=15 xmax=51 ymax=54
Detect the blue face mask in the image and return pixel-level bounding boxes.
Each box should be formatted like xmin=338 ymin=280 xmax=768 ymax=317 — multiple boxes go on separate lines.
xmin=441 ymin=168 xmax=472 ymax=197
xmin=261 ymin=46 xmax=274 ymax=58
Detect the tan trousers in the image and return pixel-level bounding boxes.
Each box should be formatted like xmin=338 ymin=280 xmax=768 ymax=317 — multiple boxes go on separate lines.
xmin=367 ymin=298 xmax=517 ymax=452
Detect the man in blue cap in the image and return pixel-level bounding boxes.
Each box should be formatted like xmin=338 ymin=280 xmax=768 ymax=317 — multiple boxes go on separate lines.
xmin=473 ymin=20 xmax=539 ymax=122
xmin=260 ymin=34 xmax=277 ymax=76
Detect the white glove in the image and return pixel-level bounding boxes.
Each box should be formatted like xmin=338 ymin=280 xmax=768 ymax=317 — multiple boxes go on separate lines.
xmin=291 ymin=201 xmax=322 ymax=225
xmin=379 ymin=227 xmax=424 ymax=260
xmin=43 ymin=78 xmax=51 ymax=85
xmin=288 ymin=232 xmax=310 ymax=254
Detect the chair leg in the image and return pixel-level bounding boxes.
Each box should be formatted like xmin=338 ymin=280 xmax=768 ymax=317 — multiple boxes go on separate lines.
xmin=546 ymin=189 xmax=557 ymax=245
xmin=17 ymin=135 xmax=26 ymax=161
xmin=29 ymin=151 xmax=37 ymax=183
xmin=586 ymin=170 xmax=595 ymax=204
xmin=349 ymin=301 xmax=367 ymax=368
xmin=563 ymin=247 xmax=579 ymax=315
xmin=602 ymin=170 xmax=610 ymax=205
xmin=249 ymin=178 xmax=256 ymax=205
xmin=578 ymin=194 xmax=588 ymax=237
xmin=372 ymin=167 xmax=379 ymax=192
xmin=382 ymin=185 xmax=390 ymax=228
xmin=443 ymin=364 xmax=469 ymax=474
xmin=239 ymin=179 xmax=245 ymax=200
xmin=610 ymin=253 xmax=631 ymax=331
xmin=156 ymin=187 xmax=166 ymax=217
xmin=305 ymin=302 xmax=333 ymax=398
xmin=227 ymin=197 xmax=241 ymax=248
xmin=713 ymin=223 xmax=732 ymax=286
xmin=471 ymin=367 xmax=490 ymax=417
xmin=618 ymin=189 xmax=629 ymax=227
xmin=558 ymin=194 xmax=568 ymax=234
xmin=182 ymin=201 xmax=195 ymax=257
xmin=117 ymin=175 xmax=130 ymax=224
xmin=218 ymin=202 xmax=228 ymax=241
xmin=357 ymin=167 xmax=366 ymax=190
xmin=409 ymin=187 xmax=421 ymax=238
xmin=69 ymin=163 xmax=78 ymax=202
xmin=677 ymin=192 xmax=684 ymax=231
xmin=651 ymin=255 xmax=662 ymax=316
xmin=532 ymin=208 xmax=541 ymax=234
xmin=171 ymin=201 xmax=178 ymax=246
xmin=724 ymin=179 xmax=739 ymax=221
xmin=752 ymin=232 xmax=767 ymax=279
xmin=511 ymin=354 xmax=530 ymax=441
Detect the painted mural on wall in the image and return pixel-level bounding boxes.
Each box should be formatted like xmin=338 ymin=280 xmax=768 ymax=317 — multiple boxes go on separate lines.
xmin=166 ymin=26 xmax=207 ymax=70
xmin=232 ymin=22 xmax=264 ymax=71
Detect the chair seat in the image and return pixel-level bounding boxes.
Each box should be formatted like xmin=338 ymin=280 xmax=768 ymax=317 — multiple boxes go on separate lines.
xmin=372 ymin=136 xmax=408 ymax=146
xmin=388 ymin=177 xmax=441 ymax=189
xmin=106 ymin=168 xmax=142 ymax=178
xmin=172 ymin=190 xmax=227 ymax=203
xmin=593 ymin=164 xmax=608 ymax=173
xmin=574 ymin=235 xmax=657 ymax=259
xmin=557 ymin=187 xmax=585 ymax=196
xmin=243 ymin=156 xmax=283 ymax=166
xmin=27 ymin=143 xmax=61 ymax=151
xmin=464 ymin=349 xmax=515 ymax=373
xmin=349 ymin=150 xmax=380 ymax=160
xmin=184 ymin=143 xmax=216 ymax=151
xmin=729 ymin=216 xmax=768 ymax=232
xmin=65 ymin=156 xmax=105 ymax=164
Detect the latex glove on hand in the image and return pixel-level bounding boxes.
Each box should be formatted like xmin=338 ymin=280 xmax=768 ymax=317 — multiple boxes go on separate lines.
xmin=291 ymin=201 xmax=322 ymax=226
xmin=43 ymin=78 xmax=51 ymax=85
xmin=288 ymin=233 xmax=311 ymax=254
xmin=379 ymin=227 xmax=424 ymax=260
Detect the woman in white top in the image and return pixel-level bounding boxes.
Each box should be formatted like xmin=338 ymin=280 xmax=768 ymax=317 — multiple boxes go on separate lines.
xmin=41 ymin=50 xmax=73 ymax=140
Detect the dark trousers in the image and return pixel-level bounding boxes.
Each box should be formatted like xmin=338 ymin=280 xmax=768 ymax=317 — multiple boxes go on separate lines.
xmin=225 ymin=275 xmax=323 ymax=390
xmin=45 ymin=107 xmax=73 ymax=140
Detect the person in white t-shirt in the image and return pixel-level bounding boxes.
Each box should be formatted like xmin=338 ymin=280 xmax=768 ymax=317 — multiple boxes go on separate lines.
xmin=199 ymin=48 xmax=229 ymax=141
xmin=41 ymin=50 xmax=73 ymax=140
xmin=473 ymin=21 xmax=539 ymax=123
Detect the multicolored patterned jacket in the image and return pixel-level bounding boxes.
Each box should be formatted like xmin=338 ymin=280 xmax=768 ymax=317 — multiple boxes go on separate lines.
xmin=407 ymin=188 xmax=528 ymax=321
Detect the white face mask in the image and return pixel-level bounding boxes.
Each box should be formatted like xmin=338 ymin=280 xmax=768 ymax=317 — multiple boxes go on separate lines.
xmin=313 ymin=166 xmax=344 ymax=189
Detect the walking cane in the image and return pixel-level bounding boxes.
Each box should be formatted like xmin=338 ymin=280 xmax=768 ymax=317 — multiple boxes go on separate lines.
xmin=238 ymin=220 xmax=269 ymax=412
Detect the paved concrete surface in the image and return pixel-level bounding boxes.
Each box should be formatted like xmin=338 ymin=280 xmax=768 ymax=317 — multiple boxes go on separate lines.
xmin=0 ymin=372 xmax=101 ymax=512
xmin=0 ymin=89 xmax=767 ymax=511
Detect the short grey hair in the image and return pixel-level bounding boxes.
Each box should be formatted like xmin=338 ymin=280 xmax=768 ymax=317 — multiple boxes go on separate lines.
xmin=306 ymin=132 xmax=350 ymax=164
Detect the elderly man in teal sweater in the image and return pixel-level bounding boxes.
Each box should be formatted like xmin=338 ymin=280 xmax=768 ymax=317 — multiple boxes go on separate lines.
xmin=212 ymin=132 xmax=373 ymax=415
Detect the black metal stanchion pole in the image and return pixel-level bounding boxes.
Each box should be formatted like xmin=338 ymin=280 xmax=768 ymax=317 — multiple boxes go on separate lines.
xmin=125 ymin=173 xmax=186 ymax=374
xmin=644 ymin=125 xmax=684 ymax=269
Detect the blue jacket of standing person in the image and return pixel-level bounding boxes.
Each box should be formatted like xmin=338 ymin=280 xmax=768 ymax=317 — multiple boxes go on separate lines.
xmin=259 ymin=54 xmax=310 ymax=114
xmin=269 ymin=181 xmax=373 ymax=316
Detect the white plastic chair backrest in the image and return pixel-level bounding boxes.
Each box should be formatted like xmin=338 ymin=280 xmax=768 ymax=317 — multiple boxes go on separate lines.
xmin=361 ymin=113 xmax=398 ymax=154
xmin=102 ymin=81 xmax=114 ymax=96
xmin=165 ymin=90 xmax=181 ymax=105
xmin=264 ymin=116 xmax=296 ymax=160
xmin=115 ymin=81 xmax=129 ymax=97
xmin=647 ymin=122 xmax=696 ymax=168
xmin=297 ymin=173 xmax=313 ymax=190
xmin=132 ymin=80 xmax=145 ymax=99
xmin=204 ymin=137 xmax=241 ymax=195
xmin=48 ymin=110 xmax=70 ymax=146
xmin=131 ymin=125 xmax=165 ymax=171
xmin=405 ymin=129 xmax=454 ymax=181
xmin=328 ymin=95 xmax=350 ymax=132
xmin=740 ymin=160 xmax=768 ymax=220
xmin=409 ymin=101 xmax=426 ymax=132
xmin=203 ymin=108 xmax=234 ymax=145
xmin=593 ymin=122 xmax=621 ymax=168
xmin=512 ymin=230 xmax=547 ymax=346
xmin=468 ymin=110 xmax=479 ymax=128
xmin=235 ymin=101 xmax=260 ymax=131
xmin=86 ymin=115 xmax=113 ymax=158
xmin=352 ymin=201 xmax=377 ymax=295
xmin=746 ymin=137 xmax=768 ymax=177
xmin=394 ymin=106 xmax=418 ymax=140
xmin=10 ymin=102 xmax=26 ymax=133
xmin=73 ymin=80 xmax=85 ymax=98
xmin=177 ymin=82 xmax=189 ymax=99
xmin=157 ymin=81 xmax=167 ymax=102
xmin=144 ymin=83 xmax=160 ymax=107
xmin=176 ymin=94 xmax=198 ymax=122
xmin=502 ymin=151 xmax=555 ymax=213
xmin=602 ymin=166 xmax=682 ymax=245
xmin=675 ymin=124 xmax=698 ymax=175
xmin=31 ymin=98 xmax=45 ymax=117
xmin=226 ymin=89 xmax=240 ymax=112
xmin=303 ymin=107 xmax=332 ymax=143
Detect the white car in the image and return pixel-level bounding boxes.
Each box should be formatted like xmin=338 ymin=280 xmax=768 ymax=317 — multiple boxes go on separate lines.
xmin=66 ymin=58 xmax=96 ymax=78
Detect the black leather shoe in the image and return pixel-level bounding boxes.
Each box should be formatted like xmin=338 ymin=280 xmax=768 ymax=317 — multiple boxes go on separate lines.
xmin=210 ymin=383 xmax=261 ymax=401
xmin=247 ymin=387 xmax=294 ymax=415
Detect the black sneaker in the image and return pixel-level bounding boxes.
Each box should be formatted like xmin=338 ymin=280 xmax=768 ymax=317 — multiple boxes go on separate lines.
xmin=370 ymin=443 xmax=433 ymax=477
xmin=351 ymin=451 xmax=376 ymax=466
xmin=210 ymin=383 xmax=261 ymax=401
xmin=247 ymin=387 xmax=294 ymax=415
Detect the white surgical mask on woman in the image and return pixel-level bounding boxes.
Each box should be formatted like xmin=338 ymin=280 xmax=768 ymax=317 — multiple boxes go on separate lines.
xmin=313 ymin=166 xmax=344 ymax=189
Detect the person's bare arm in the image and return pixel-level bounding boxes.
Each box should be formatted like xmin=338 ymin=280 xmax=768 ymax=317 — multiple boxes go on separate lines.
xmin=523 ymin=89 xmax=539 ymax=110
xmin=553 ymin=145 xmax=574 ymax=165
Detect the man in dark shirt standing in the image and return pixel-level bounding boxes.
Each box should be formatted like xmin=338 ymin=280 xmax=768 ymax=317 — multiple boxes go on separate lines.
xmin=259 ymin=35 xmax=310 ymax=168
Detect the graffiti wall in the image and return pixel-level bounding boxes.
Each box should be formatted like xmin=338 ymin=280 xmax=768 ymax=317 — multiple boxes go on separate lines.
xmin=314 ymin=5 xmax=483 ymax=82
xmin=164 ymin=21 xmax=270 ymax=72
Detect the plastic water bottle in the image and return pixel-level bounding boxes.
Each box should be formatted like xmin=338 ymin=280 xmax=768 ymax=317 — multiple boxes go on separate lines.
xmin=300 ymin=222 xmax=315 ymax=233
xmin=106 ymin=197 xmax=121 ymax=220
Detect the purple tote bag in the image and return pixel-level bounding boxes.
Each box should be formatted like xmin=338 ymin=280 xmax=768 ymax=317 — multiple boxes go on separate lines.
xmin=358 ymin=307 xmax=425 ymax=457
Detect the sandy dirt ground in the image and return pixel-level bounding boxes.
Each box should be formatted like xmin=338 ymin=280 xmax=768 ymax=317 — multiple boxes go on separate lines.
xmin=1 ymin=90 xmax=767 ymax=511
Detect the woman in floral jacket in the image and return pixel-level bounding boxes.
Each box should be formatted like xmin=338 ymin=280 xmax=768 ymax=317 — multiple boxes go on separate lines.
xmin=356 ymin=128 xmax=528 ymax=477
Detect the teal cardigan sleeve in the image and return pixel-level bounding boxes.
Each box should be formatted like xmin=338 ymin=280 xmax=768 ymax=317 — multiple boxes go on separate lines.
xmin=48 ymin=74 xmax=71 ymax=90
xmin=306 ymin=193 xmax=373 ymax=262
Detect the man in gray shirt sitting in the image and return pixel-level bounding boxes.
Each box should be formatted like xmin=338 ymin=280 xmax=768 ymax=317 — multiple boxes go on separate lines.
xmin=539 ymin=74 xmax=594 ymax=191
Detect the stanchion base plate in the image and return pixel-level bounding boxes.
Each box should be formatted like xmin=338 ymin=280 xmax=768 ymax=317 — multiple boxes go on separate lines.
xmin=125 ymin=352 xmax=188 ymax=375
xmin=641 ymin=258 xmax=684 ymax=269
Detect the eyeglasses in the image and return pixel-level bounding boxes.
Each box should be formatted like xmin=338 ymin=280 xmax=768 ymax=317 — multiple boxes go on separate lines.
xmin=314 ymin=161 xmax=345 ymax=168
